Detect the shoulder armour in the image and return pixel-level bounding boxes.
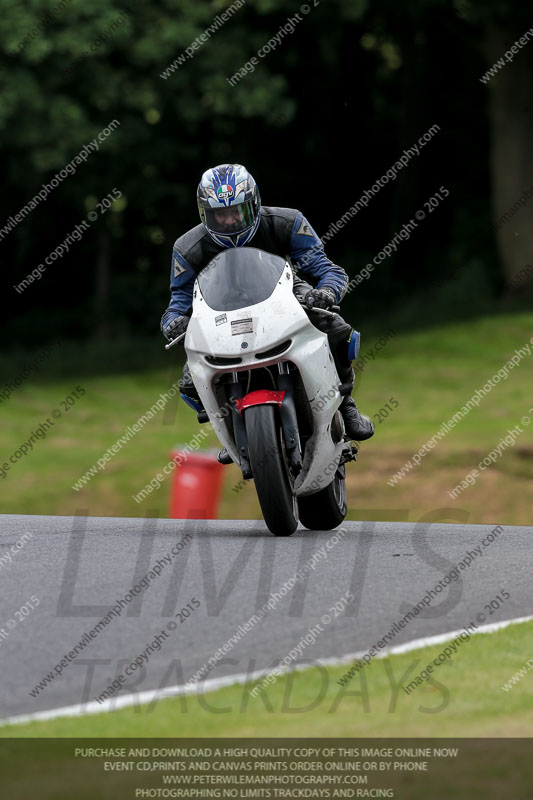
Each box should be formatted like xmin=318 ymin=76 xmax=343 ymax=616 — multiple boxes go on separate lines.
xmin=173 ymin=224 xmax=219 ymax=275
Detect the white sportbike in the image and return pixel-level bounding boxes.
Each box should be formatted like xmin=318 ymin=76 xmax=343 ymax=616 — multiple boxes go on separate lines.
xmin=167 ymin=247 xmax=359 ymax=536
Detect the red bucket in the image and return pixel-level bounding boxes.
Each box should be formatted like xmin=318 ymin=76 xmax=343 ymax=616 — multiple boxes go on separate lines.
xmin=168 ymin=449 xmax=224 ymax=519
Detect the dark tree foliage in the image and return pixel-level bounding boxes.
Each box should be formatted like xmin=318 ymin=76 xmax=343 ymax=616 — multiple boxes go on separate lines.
xmin=0 ymin=0 xmax=531 ymax=348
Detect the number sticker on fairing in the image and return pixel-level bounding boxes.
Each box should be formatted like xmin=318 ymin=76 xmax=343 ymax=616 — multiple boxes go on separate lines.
xmin=231 ymin=318 xmax=253 ymax=335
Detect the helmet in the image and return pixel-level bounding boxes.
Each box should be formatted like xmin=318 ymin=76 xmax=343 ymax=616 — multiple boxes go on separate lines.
xmin=197 ymin=164 xmax=261 ymax=248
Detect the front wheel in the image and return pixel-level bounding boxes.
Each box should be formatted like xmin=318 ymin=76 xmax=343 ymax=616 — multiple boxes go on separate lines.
xmin=245 ymin=404 xmax=298 ymax=536
xmin=298 ymin=464 xmax=347 ymax=530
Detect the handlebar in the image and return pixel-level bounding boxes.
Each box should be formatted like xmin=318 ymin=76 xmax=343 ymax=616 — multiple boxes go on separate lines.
xmin=299 ymin=302 xmax=341 ymax=315
xmin=164 ymin=303 xmax=341 ymax=350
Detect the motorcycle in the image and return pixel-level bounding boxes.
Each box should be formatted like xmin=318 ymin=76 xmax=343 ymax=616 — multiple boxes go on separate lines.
xmin=166 ymin=247 xmax=359 ymax=536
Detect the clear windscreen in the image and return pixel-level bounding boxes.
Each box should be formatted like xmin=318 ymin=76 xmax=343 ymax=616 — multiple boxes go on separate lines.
xmin=198 ymin=248 xmax=287 ymax=311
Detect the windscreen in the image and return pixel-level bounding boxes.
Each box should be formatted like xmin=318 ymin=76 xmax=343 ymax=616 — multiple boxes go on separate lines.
xmin=197 ymin=248 xmax=287 ymax=311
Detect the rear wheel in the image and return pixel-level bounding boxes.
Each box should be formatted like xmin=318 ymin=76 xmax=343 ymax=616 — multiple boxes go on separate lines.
xmin=245 ymin=404 xmax=298 ymax=536
xmin=298 ymin=464 xmax=347 ymax=530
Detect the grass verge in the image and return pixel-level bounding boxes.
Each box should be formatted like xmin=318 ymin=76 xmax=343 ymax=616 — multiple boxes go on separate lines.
xmin=3 ymin=620 xmax=532 ymax=738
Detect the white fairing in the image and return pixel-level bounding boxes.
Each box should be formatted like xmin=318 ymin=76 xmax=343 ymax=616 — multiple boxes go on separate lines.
xmin=185 ymin=262 xmax=344 ymax=496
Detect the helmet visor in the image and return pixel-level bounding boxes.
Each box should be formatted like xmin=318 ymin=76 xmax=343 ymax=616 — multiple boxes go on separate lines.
xmin=204 ymin=200 xmax=257 ymax=235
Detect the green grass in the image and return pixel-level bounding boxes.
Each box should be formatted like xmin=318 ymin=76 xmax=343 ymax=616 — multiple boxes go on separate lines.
xmin=1 ymin=312 xmax=532 ymax=522
xmin=3 ymin=620 xmax=532 ymax=738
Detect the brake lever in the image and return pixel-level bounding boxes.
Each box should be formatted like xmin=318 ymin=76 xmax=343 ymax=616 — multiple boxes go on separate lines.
xmin=299 ymin=301 xmax=341 ymax=316
xmin=164 ymin=331 xmax=187 ymax=350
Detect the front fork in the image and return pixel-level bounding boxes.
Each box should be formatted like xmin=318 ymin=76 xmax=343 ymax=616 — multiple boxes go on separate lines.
xmin=229 ymin=364 xmax=303 ymax=480
xmin=228 ymin=372 xmax=252 ymax=479
xmin=276 ymin=363 xmax=303 ymax=473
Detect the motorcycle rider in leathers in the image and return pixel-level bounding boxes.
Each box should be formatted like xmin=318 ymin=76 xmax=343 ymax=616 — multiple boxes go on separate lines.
xmin=161 ymin=164 xmax=374 ymax=464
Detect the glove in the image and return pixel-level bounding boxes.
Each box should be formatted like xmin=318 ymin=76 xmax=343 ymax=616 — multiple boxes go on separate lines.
xmin=304 ymin=287 xmax=337 ymax=310
xmin=162 ymin=314 xmax=189 ymax=342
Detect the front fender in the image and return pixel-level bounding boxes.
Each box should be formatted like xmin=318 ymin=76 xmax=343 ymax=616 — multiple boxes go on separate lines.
xmin=234 ymin=390 xmax=285 ymax=414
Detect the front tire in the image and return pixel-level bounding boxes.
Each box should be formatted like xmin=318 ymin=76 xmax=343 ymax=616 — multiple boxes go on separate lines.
xmin=245 ymin=404 xmax=298 ymax=536
xmin=298 ymin=464 xmax=347 ymax=530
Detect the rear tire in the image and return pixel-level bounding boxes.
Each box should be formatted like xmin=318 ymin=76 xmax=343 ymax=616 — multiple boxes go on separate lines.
xmin=245 ymin=404 xmax=298 ymax=536
xmin=298 ymin=465 xmax=347 ymax=530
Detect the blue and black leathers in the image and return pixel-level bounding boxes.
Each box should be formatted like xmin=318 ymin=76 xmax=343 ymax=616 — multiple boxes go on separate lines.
xmin=161 ymin=206 xmax=376 ymax=441
xmin=161 ymin=206 xmax=349 ymax=329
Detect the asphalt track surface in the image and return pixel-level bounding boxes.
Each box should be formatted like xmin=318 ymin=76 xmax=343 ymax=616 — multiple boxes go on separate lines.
xmin=0 ymin=514 xmax=531 ymax=720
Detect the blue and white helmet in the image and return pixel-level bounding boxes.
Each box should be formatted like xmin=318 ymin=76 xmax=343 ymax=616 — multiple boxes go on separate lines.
xmin=197 ymin=164 xmax=261 ymax=248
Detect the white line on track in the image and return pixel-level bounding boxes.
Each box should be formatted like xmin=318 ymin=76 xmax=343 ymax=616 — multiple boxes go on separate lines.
xmin=2 ymin=614 xmax=532 ymax=727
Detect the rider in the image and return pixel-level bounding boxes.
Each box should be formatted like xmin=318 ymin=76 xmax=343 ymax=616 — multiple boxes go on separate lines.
xmin=161 ymin=164 xmax=374 ymax=463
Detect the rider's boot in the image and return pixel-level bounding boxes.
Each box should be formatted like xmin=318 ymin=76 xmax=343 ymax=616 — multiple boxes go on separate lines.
xmin=336 ymin=363 xmax=374 ymax=441
xmin=217 ymin=448 xmax=233 ymax=465
xmin=339 ymin=395 xmax=374 ymax=441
